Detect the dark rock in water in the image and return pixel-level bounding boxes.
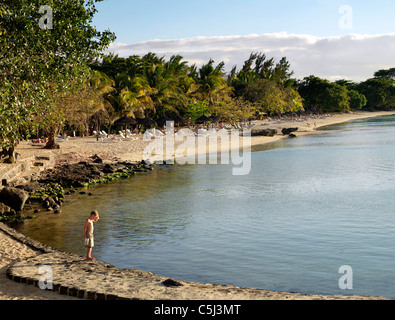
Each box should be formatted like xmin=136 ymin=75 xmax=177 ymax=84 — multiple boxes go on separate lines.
xmin=0 ymin=187 xmax=29 ymax=212
xmin=162 ymin=279 xmax=183 ymax=287
xmin=42 ymin=201 xmax=50 ymax=209
xmin=54 ymin=209 xmax=62 ymax=214
xmin=282 ymin=127 xmax=298 ymax=135
xmin=42 ymin=196 xmax=57 ymax=209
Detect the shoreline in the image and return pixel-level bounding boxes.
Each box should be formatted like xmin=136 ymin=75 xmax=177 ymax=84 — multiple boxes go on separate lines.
xmin=0 ymin=110 xmax=394 ymax=300
xmin=248 ymin=110 xmax=395 ymax=149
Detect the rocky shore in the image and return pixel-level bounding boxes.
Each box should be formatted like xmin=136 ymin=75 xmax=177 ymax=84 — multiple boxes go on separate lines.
xmin=0 ymin=153 xmax=155 ymax=224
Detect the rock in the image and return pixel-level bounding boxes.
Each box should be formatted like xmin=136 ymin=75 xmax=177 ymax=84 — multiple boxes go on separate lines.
xmin=0 ymin=187 xmax=29 ymax=212
xmin=42 ymin=201 xmax=50 ymax=209
xmin=282 ymin=127 xmax=298 ymax=135
xmin=92 ymin=157 xmax=103 ymax=164
xmin=45 ymin=197 xmax=57 ymax=208
xmin=162 ymin=279 xmax=183 ymax=287
xmin=103 ymin=164 xmax=115 ymax=174
xmin=54 ymin=209 xmax=62 ymax=214
xmin=0 ymin=203 xmax=12 ymax=215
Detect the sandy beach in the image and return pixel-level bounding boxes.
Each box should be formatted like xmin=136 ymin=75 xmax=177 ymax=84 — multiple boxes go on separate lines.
xmin=1 ymin=110 xmax=394 ymax=300
xmin=11 ymin=110 xmax=395 ymax=168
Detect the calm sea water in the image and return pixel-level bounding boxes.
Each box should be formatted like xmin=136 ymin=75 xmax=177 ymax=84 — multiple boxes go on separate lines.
xmin=17 ymin=115 xmax=395 ymax=298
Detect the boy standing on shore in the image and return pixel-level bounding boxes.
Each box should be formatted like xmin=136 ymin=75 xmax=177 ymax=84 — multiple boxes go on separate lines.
xmin=84 ymin=210 xmax=100 ymax=261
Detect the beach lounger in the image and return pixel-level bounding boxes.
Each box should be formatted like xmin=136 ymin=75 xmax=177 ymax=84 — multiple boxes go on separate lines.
xmin=102 ymin=137 xmax=121 ymax=143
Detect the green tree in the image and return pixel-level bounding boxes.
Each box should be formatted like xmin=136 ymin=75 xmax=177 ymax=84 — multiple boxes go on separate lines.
xmin=348 ymin=89 xmax=367 ymax=110
xmin=357 ymin=78 xmax=395 ymax=110
xmin=194 ymin=59 xmax=231 ymax=108
xmin=186 ymin=100 xmax=211 ymax=123
xmin=298 ymin=76 xmax=350 ymax=113
xmin=0 ymin=0 xmax=115 ymax=158
xmin=374 ymin=68 xmax=395 ymax=80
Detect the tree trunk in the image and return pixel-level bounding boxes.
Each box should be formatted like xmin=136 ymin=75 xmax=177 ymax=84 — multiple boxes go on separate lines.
xmin=1 ymin=144 xmax=16 ymax=163
xmin=96 ymin=122 xmax=100 ymax=141
xmin=44 ymin=127 xmax=60 ymax=149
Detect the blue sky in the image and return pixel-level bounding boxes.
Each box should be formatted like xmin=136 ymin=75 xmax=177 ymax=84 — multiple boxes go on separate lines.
xmin=93 ymin=0 xmax=394 ymax=42
xmin=92 ymin=0 xmax=395 ymax=81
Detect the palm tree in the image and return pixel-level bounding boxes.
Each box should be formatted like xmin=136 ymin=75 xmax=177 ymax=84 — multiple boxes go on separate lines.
xmin=139 ymin=56 xmax=191 ymax=117
xmin=194 ymin=59 xmax=232 ymax=110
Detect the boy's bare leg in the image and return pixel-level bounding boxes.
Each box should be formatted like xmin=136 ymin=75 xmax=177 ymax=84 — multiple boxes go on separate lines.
xmin=86 ymin=248 xmax=95 ymax=260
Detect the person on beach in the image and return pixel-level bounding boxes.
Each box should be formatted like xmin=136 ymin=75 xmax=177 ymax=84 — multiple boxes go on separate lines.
xmin=84 ymin=210 xmax=100 ymax=261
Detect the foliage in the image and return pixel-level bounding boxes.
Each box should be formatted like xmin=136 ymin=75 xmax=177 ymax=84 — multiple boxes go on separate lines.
xmin=357 ymin=78 xmax=395 ymax=110
xmin=0 ymin=0 xmax=115 ymax=156
xmin=228 ymin=53 xmax=301 ymax=116
xmin=1 ymin=1 xmax=394 ymax=160
xmin=211 ymin=96 xmax=256 ymax=124
xmin=186 ymin=100 xmax=211 ymax=122
xmin=374 ymin=68 xmax=395 ymax=80
xmin=347 ymin=89 xmax=367 ymax=110
xmin=297 ymin=76 xmax=350 ymax=113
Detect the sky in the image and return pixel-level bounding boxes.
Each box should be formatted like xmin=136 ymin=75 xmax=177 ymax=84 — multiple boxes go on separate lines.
xmin=92 ymin=0 xmax=395 ymax=81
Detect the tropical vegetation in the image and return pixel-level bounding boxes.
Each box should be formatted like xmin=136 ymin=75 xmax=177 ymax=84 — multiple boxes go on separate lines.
xmin=1 ymin=1 xmax=394 ymax=163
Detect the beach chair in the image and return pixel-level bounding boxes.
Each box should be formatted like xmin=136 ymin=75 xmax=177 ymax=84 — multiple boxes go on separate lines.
xmin=102 ymin=136 xmax=121 ymax=143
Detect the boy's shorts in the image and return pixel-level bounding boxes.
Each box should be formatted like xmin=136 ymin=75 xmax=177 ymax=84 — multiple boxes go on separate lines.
xmin=84 ymin=236 xmax=94 ymax=248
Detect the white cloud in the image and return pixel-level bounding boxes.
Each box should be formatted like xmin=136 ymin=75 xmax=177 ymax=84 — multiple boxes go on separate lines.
xmin=106 ymin=32 xmax=395 ymax=82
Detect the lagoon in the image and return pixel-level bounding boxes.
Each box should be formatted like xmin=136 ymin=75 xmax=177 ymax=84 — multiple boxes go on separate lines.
xmin=17 ymin=115 xmax=395 ymax=298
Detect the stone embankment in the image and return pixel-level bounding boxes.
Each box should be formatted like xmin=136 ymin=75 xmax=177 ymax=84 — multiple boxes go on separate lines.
xmin=0 ymin=154 xmax=56 ymax=187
